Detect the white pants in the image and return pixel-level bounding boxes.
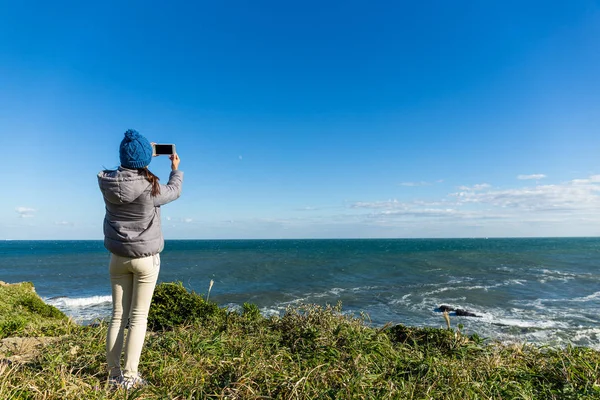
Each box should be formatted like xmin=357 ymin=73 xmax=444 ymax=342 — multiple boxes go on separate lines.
xmin=106 ymin=253 xmax=160 ymax=379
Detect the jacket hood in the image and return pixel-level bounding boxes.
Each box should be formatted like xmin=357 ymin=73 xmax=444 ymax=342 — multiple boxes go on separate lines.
xmin=98 ymin=167 xmax=150 ymax=204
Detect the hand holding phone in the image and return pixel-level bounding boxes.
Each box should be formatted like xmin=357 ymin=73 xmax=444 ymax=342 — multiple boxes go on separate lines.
xmin=152 ymin=143 xmax=176 ymax=156
xmin=170 ymin=153 xmax=180 ymax=171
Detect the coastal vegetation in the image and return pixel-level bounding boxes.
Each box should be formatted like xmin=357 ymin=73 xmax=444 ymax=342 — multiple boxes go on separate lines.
xmin=0 ymin=281 xmax=71 ymax=340
xmin=1 ymin=281 xmax=599 ymax=399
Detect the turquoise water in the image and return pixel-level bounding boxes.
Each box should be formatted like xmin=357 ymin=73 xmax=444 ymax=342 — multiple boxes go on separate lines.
xmin=1 ymin=238 xmax=599 ymax=349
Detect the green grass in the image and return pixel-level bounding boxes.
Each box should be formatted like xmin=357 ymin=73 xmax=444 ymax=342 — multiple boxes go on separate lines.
xmin=1 ymin=282 xmax=599 ymax=399
xmin=0 ymin=282 xmax=72 ymax=339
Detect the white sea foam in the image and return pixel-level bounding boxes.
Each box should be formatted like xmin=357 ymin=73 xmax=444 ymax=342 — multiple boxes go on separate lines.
xmin=485 ymin=316 xmax=567 ymax=329
xmin=351 ymin=286 xmax=380 ymax=292
xmin=537 ymin=268 xmax=577 ymax=283
xmin=496 ymin=266 xmax=515 ymax=272
xmin=276 ymin=286 xmax=380 ymax=306
xmin=540 ymin=268 xmax=576 ymax=277
xmin=44 ymin=295 xmax=113 ymax=324
xmin=571 ymin=328 xmax=600 ymax=350
xmin=388 ymin=297 xmax=411 ymax=306
xmin=421 ymin=283 xmax=504 ymax=296
xmin=329 ymin=288 xmax=345 ymax=295
xmin=46 ymin=295 xmax=112 ymax=308
xmin=569 ymin=291 xmax=600 ymax=302
xmin=505 ymin=279 xmax=526 ymax=286
xmin=260 ymin=285 xmax=383 ymax=315
xmin=532 ymin=291 xmax=600 ymax=303
xmin=421 ymin=278 xmax=528 ymax=297
xmin=224 ymin=303 xmax=242 ymax=313
xmin=510 ymin=298 xmax=544 ymax=308
xmin=512 ymin=291 xmax=600 ymax=307
xmin=260 ymin=307 xmax=282 ymax=317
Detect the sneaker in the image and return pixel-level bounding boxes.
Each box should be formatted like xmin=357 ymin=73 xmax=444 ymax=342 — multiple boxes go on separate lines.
xmin=107 ymin=374 xmax=124 ymax=389
xmin=122 ymin=375 xmax=148 ymax=390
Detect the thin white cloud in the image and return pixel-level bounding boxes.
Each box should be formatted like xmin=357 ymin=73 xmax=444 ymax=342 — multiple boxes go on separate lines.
xmin=413 ymin=199 xmax=456 ymax=207
xmin=15 ymin=207 xmax=35 ymax=218
xmin=156 ymin=174 xmax=600 ymax=238
xmin=184 ymin=218 xmax=193 ymax=223
xmin=297 ymin=206 xmax=317 ymax=211
xmin=457 ymin=183 xmax=491 ymax=191
xmin=379 ymin=208 xmax=463 ymax=218
xmin=352 ymin=199 xmax=461 ymax=211
xmin=55 ymin=221 xmax=74 ymax=226
xmin=451 ymin=176 xmax=600 ymax=212
xmin=343 ymin=175 xmax=600 ymax=236
xmin=518 ymin=174 xmax=546 ymax=180
xmin=400 ymin=180 xmax=444 ymax=187
xmin=352 ymin=199 xmax=406 ymax=209
xmin=572 ymin=175 xmax=600 ymax=184
xmin=401 ymin=181 xmax=430 ymax=187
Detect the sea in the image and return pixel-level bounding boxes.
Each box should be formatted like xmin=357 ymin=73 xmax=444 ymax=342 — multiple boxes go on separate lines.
xmin=1 ymin=238 xmax=599 ymax=350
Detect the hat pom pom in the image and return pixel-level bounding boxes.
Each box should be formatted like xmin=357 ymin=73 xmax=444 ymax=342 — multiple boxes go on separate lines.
xmin=124 ymin=129 xmax=139 ymax=141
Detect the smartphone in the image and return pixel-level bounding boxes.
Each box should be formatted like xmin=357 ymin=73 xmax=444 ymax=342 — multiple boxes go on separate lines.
xmin=152 ymin=143 xmax=176 ymax=156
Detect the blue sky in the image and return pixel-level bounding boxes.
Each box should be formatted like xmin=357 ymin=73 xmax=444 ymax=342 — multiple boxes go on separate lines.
xmin=1 ymin=0 xmax=600 ymax=239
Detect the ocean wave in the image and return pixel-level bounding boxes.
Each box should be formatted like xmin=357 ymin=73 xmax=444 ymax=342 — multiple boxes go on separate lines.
xmin=401 ymin=297 xmax=573 ymax=331
xmin=46 ymin=295 xmax=112 ymax=308
xmin=540 ymin=268 xmax=576 ymax=276
xmin=421 ymin=283 xmax=503 ymax=296
xmin=571 ymin=328 xmax=600 ymax=350
xmin=276 ymin=285 xmax=382 ymax=305
xmin=569 ymin=291 xmax=600 ymax=302
xmin=512 ymin=291 xmax=600 ymax=307
xmin=351 ymin=286 xmax=380 ymax=292
xmin=256 ymin=285 xmax=381 ymax=314
xmin=483 ymin=315 xmax=568 ymax=329
xmin=537 ymin=268 xmax=579 ymax=283
xmin=420 ymin=278 xmax=527 ymax=297
xmin=496 ymin=266 xmax=515 ymax=272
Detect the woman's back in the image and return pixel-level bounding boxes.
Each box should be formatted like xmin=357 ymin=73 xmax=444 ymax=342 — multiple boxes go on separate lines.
xmin=101 ymin=129 xmax=182 ymax=390
xmin=98 ymin=166 xmax=183 ymax=258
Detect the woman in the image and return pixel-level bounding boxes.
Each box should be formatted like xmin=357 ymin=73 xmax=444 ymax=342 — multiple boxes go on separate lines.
xmin=98 ymin=129 xmax=183 ymax=389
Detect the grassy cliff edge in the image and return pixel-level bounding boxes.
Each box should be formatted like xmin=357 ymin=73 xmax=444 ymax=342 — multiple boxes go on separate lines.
xmin=0 ymin=281 xmax=71 ymax=339
xmin=0 ymin=281 xmax=599 ymax=399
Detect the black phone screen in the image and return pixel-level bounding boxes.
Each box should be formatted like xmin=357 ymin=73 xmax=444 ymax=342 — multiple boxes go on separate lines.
xmin=154 ymin=144 xmax=174 ymax=155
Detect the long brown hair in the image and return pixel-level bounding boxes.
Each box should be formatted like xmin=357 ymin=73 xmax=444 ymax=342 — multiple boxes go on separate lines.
xmin=139 ymin=167 xmax=161 ymax=196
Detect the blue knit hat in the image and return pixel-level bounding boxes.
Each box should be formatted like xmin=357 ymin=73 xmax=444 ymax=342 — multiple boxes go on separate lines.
xmin=119 ymin=129 xmax=153 ymax=169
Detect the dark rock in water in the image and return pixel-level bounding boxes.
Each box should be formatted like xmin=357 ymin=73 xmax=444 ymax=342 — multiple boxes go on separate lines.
xmin=454 ymin=309 xmax=480 ymax=317
xmin=435 ymin=305 xmax=480 ymax=317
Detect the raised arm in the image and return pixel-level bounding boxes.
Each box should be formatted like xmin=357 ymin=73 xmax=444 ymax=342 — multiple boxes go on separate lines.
xmin=153 ymin=154 xmax=183 ymax=206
